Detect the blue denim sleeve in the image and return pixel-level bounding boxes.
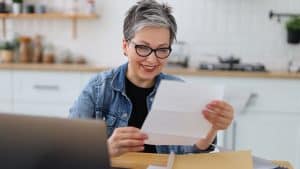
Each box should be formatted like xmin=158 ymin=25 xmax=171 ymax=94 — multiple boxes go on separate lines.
xmin=157 ymin=145 xmax=215 ymax=154
xmin=69 ymin=77 xmax=97 ymax=119
xmin=180 ymin=144 xmax=215 ymax=154
xmin=156 ymin=137 xmax=216 ymax=154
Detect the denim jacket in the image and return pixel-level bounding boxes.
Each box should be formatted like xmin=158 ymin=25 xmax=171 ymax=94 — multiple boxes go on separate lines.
xmin=69 ymin=63 xmax=214 ymax=154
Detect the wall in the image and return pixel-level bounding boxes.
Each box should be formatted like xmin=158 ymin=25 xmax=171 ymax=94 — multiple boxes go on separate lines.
xmin=3 ymin=0 xmax=300 ymax=71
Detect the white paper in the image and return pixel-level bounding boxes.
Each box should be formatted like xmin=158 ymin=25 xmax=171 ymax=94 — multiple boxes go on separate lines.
xmin=146 ymin=152 xmax=175 ymax=169
xmin=147 ymin=165 xmax=166 ymax=169
xmin=141 ymin=80 xmax=224 ymax=145
xmin=252 ymin=156 xmax=278 ymax=169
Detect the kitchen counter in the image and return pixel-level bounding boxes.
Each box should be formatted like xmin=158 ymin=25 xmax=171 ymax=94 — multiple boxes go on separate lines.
xmin=0 ymin=63 xmax=108 ymax=72
xmin=1 ymin=63 xmax=300 ymax=79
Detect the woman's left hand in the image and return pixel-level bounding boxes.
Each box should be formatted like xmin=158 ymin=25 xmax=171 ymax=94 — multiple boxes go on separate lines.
xmin=195 ymin=100 xmax=234 ymax=150
xmin=202 ymin=100 xmax=234 ymax=131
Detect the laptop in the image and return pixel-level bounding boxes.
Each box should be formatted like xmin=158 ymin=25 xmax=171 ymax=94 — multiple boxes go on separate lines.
xmin=0 ymin=113 xmax=125 ymax=169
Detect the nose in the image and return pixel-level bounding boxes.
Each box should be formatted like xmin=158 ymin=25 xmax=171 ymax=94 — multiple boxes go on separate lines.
xmin=146 ymin=51 xmax=158 ymax=63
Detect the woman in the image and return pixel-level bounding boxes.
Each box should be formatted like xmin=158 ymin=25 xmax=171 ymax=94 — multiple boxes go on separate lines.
xmin=70 ymin=0 xmax=233 ymax=157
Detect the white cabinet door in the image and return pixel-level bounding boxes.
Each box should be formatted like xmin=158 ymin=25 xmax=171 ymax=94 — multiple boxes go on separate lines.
xmin=13 ymin=71 xmax=81 ymax=117
xmin=13 ymin=71 xmax=81 ymax=103
xmin=234 ymin=114 xmax=300 ymax=168
xmin=0 ymin=70 xmax=12 ymax=112
xmin=0 ymin=102 xmax=12 ymax=113
xmin=13 ymin=102 xmax=71 ymax=118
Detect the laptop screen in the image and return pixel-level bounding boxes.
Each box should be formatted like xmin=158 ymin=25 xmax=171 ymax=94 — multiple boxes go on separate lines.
xmin=0 ymin=113 xmax=111 ymax=169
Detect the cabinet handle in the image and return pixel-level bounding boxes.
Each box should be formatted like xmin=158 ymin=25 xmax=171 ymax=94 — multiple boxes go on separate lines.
xmin=33 ymin=85 xmax=60 ymax=91
xmin=240 ymin=93 xmax=258 ymax=114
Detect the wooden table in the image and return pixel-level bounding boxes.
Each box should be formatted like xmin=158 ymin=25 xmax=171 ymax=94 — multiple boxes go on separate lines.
xmin=111 ymin=153 xmax=294 ymax=169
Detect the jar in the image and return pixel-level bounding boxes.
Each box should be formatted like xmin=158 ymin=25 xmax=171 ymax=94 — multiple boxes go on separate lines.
xmin=12 ymin=2 xmax=22 ymax=14
xmin=1 ymin=50 xmax=14 ymax=63
xmin=74 ymin=55 xmax=86 ymax=64
xmin=32 ymin=35 xmax=43 ymax=63
xmin=19 ymin=36 xmax=31 ymax=63
xmin=43 ymin=44 xmax=55 ymax=64
xmin=57 ymin=49 xmax=72 ymax=64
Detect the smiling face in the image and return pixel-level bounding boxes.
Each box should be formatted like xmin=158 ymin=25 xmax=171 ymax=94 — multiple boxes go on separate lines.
xmin=123 ymin=26 xmax=171 ymax=88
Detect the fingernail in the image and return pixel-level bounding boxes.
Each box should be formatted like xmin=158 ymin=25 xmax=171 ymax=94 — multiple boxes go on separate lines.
xmin=212 ymin=101 xmax=218 ymax=105
xmin=207 ymin=104 xmax=213 ymax=108
xmin=203 ymin=110 xmax=209 ymax=116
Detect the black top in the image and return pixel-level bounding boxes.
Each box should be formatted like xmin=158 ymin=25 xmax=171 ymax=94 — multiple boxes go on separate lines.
xmin=125 ymin=77 xmax=157 ymax=153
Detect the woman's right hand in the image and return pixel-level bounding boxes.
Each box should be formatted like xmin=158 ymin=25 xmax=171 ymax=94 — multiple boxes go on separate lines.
xmin=108 ymin=127 xmax=148 ymax=157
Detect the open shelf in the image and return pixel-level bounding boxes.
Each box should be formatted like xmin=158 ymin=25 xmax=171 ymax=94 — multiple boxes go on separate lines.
xmin=0 ymin=13 xmax=98 ymax=39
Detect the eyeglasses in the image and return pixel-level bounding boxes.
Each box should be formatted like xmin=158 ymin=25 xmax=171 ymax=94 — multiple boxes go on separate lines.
xmin=129 ymin=41 xmax=172 ymax=59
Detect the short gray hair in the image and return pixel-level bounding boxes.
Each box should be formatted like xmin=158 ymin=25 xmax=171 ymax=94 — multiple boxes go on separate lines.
xmin=123 ymin=0 xmax=177 ymax=44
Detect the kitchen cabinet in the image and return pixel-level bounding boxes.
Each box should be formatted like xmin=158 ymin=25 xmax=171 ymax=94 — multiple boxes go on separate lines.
xmin=13 ymin=71 xmax=81 ymax=103
xmin=0 ymin=68 xmax=100 ymax=118
xmin=0 ymin=13 xmax=98 ymax=39
xmin=12 ymin=70 xmax=82 ymax=117
xmin=234 ymin=114 xmax=300 ymax=168
xmin=181 ymin=75 xmax=300 ymax=168
xmin=0 ymin=70 xmax=13 ymax=112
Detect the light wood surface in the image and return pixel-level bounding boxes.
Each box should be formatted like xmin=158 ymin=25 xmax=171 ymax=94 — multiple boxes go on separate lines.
xmin=164 ymin=67 xmax=300 ymax=79
xmin=0 ymin=63 xmax=108 ymax=72
xmin=0 ymin=63 xmax=300 ymax=79
xmin=112 ymin=153 xmax=169 ymax=169
xmin=111 ymin=152 xmax=294 ymax=169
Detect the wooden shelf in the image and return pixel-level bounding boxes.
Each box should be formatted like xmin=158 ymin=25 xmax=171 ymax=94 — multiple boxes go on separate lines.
xmin=0 ymin=13 xmax=98 ymax=19
xmin=0 ymin=13 xmax=98 ymax=39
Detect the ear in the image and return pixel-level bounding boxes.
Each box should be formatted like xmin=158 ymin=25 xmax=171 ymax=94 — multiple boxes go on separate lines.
xmin=122 ymin=38 xmax=128 ymax=56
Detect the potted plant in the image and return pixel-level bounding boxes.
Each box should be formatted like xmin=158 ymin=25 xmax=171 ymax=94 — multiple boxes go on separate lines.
xmin=0 ymin=41 xmax=14 ymax=63
xmin=286 ymin=17 xmax=300 ymax=44
xmin=12 ymin=0 xmax=23 ymax=14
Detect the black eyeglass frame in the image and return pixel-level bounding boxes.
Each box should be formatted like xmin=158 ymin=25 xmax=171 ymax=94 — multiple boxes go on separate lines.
xmin=129 ymin=41 xmax=172 ymax=59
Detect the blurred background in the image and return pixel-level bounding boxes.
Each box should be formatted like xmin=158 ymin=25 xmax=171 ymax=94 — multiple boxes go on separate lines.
xmin=0 ymin=0 xmax=300 ymax=168
xmin=0 ymin=0 xmax=300 ymax=70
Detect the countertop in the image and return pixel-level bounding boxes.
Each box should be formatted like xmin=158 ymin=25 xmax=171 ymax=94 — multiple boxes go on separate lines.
xmin=111 ymin=152 xmax=294 ymax=169
xmin=1 ymin=63 xmax=300 ymax=79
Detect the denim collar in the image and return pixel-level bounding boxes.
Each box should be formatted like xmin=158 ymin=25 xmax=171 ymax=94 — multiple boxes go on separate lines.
xmin=111 ymin=62 xmax=164 ymax=95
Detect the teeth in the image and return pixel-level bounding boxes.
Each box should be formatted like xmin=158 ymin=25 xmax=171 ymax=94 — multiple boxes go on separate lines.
xmin=142 ymin=65 xmax=156 ymax=70
xmin=143 ymin=65 xmax=155 ymax=68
